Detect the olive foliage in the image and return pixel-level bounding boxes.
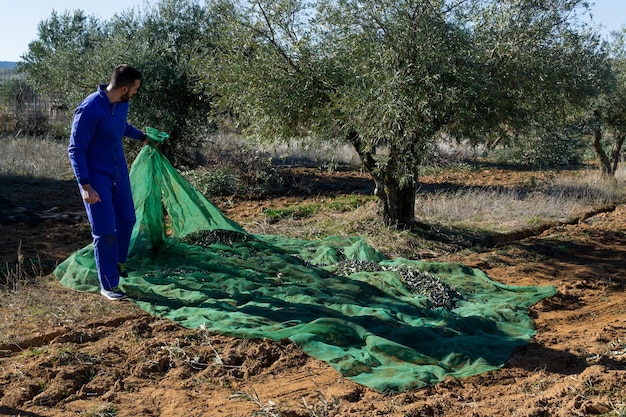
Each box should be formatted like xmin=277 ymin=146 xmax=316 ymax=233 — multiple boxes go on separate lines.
xmin=19 ymin=10 xmax=111 ymax=105
xmin=205 ymin=0 xmax=606 ymax=226
xmin=19 ymin=0 xmax=217 ymax=165
xmin=587 ymin=30 xmax=626 ymax=176
xmin=18 ymin=0 xmax=612 ymax=226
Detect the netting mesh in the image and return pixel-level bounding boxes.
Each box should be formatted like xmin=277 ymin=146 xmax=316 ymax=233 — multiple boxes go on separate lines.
xmin=55 ymin=146 xmax=556 ymax=392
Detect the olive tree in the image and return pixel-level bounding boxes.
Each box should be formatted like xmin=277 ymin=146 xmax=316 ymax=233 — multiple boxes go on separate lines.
xmin=207 ymin=0 xmax=604 ymax=227
xmin=19 ymin=10 xmax=111 ymax=106
xmin=586 ymin=31 xmax=626 ymax=176
xmin=105 ymin=0 xmax=221 ymax=165
xmin=19 ymin=0 xmax=218 ymax=165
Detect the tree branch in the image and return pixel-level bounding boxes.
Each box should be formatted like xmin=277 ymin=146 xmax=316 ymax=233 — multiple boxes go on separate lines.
xmin=254 ymin=1 xmax=301 ymax=73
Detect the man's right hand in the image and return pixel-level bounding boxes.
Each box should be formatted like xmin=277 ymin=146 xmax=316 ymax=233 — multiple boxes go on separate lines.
xmin=81 ymin=184 xmax=101 ymax=204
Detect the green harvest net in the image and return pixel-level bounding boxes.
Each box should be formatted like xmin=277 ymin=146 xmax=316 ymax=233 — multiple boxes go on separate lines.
xmin=55 ymin=145 xmax=557 ymax=392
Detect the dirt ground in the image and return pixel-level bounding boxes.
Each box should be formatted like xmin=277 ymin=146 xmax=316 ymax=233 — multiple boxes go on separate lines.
xmin=0 ymin=166 xmax=625 ymax=417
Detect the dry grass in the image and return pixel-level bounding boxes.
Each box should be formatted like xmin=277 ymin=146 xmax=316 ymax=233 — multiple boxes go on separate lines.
xmin=416 ymin=170 xmax=626 ymax=233
xmin=245 ymin=167 xmax=626 ymax=258
xmin=245 ymin=201 xmax=441 ymax=259
xmin=3 ymin=134 xmax=626 ymax=260
xmin=0 ymin=275 xmax=142 ymax=347
xmin=0 ymin=136 xmax=73 ymax=180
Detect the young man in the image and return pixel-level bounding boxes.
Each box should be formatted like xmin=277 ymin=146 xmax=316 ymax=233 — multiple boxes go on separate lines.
xmin=68 ymin=64 xmax=147 ymax=300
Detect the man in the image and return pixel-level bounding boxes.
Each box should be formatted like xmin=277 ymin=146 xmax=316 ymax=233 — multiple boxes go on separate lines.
xmin=68 ymin=64 xmax=147 ymax=301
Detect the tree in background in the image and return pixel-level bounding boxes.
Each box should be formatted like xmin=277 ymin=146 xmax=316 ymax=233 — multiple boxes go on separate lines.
xmin=14 ymin=11 xmax=109 ymax=137
xmin=470 ymin=0 xmax=609 ymax=168
xmin=104 ymin=0 xmax=219 ymax=165
xmin=19 ymin=0 xmax=216 ymax=166
xmin=585 ymin=30 xmax=626 ymax=176
xmin=205 ymin=0 xmax=606 ymax=227
xmin=18 ymin=0 xmax=615 ymax=225
xmin=19 ymin=10 xmax=111 ymax=107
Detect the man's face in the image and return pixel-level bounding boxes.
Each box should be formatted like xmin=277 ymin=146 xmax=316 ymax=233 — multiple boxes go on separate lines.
xmin=120 ymin=79 xmax=141 ymax=102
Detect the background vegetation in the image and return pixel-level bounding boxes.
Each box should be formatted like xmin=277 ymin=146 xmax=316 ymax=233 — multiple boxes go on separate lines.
xmin=2 ymin=0 xmax=626 ymax=228
xmin=2 ymin=134 xmax=624 ymax=264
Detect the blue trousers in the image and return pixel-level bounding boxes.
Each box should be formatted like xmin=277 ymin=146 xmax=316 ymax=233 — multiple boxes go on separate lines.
xmin=82 ymin=172 xmax=136 ymax=291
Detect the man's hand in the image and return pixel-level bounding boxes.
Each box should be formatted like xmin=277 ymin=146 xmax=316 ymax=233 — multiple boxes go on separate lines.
xmin=142 ymin=135 xmax=159 ymax=148
xmin=81 ymin=184 xmax=101 ymax=204
xmin=144 ymin=127 xmax=169 ymax=147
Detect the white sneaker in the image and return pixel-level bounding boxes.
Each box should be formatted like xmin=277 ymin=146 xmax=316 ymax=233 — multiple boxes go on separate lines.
xmin=100 ymin=287 xmax=128 ymax=301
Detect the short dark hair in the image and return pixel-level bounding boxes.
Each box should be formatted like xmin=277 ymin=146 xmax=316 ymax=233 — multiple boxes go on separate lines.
xmin=109 ymin=64 xmax=143 ymax=89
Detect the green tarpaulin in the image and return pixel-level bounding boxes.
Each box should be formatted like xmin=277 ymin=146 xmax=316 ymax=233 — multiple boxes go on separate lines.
xmin=55 ymin=146 xmax=556 ymax=392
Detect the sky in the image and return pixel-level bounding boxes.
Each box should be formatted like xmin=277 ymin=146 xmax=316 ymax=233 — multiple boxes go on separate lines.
xmin=0 ymin=0 xmax=159 ymax=62
xmin=0 ymin=0 xmax=625 ymax=62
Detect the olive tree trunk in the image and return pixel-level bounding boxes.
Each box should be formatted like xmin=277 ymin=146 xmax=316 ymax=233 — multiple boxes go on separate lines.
xmin=348 ymin=132 xmax=417 ymax=228
xmin=373 ymin=177 xmax=417 ymax=228
xmin=592 ymin=116 xmax=625 ymax=176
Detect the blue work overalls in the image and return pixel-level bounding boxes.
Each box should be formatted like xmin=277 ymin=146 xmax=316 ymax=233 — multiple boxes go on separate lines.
xmin=68 ymin=84 xmax=145 ymax=291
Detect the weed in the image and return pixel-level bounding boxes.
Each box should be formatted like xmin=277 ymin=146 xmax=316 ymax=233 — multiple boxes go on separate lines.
xmin=608 ymin=399 xmax=626 ymax=417
xmin=263 ymin=195 xmax=375 ymax=223
xmin=82 ymin=405 xmax=118 ymax=417
xmin=301 ymin=389 xmax=341 ymax=416
xmin=230 ymin=389 xmax=284 ymax=417
xmin=183 ymin=167 xmax=239 ymax=196
xmin=161 ymin=338 xmax=207 ymax=370
xmin=51 ymin=347 xmax=75 ymax=365
xmin=325 ymin=195 xmax=375 ymax=211
xmin=36 ymin=380 xmax=49 ymax=393
xmin=526 ymin=215 xmax=543 ymax=226
xmin=22 ymin=347 xmax=45 ymax=357
xmin=582 ymin=373 xmax=609 ymax=395
xmin=264 ymin=204 xmax=320 ymax=222
xmin=1 ymin=242 xmax=44 ymax=290
xmin=520 ymin=377 xmax=551 ymax=394
xmin=195 ymin=323 xmax=233 ymax=368
xmin=161 ymin=330 xmax=244 ymax=371
xmin=608 ymin=338 xmax=626 ymax=357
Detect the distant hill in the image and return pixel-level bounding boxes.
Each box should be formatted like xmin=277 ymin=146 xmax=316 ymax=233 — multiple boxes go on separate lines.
xmin=0 ymin=62 xmax=17 ymax=69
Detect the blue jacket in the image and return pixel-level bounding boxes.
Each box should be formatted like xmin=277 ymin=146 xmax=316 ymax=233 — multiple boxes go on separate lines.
xmin=68 ymin=84 xmax=145 ymax=186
